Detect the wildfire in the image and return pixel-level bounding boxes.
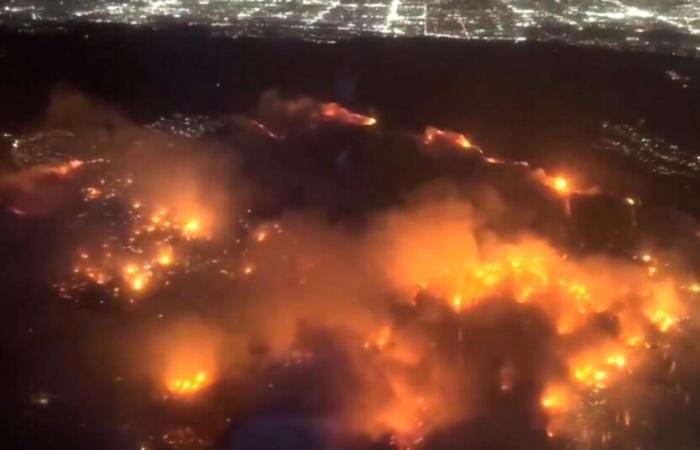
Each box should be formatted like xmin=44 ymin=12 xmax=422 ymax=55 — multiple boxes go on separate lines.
xmin=167 ymin=371 xmax=208 ymax=395
xmin=318 ymin=103 xmax=376 ymax=127
xmin=122 ymin=263 xmax=151 ymax=292
xmin=137 ymin=205 xmax=207 ymax=239
xmin=541 ymin=383 xmax=572 ymax=411
xmin=156 ymin=323 xmax=222 ymax=400
xmin=58 ymin=189 xmax=218 ymax=300
xmin=140 ymin=205 xmax=210 ymax=240
xmin=374 ymin=197 xmax=692 ymax=443
xmin=182 ymin=218 xmax=202 ymax=238
xmin=551 ymin=176 xmax=570 ymax=194
xmin=36 ymin=90 xmax=700 ymax=450
xmin=45 ymin=159 xmax=84 ymax=176
xmin=405 ymin=240 xmax=684 ymax=337
xmin=1 ymin=159 xmax=86 ymax=192
xmin=534 ymin=171 xmax=573 ymax=196
xmin=364 ymin=326 xmax=393 ymax=351
xmin=156 ymin=246 xmax=174 ymax=267
xmin=569 ymin=352 xmax=627 ymax=390
xmin=423 ymin=126 xmax=473 ymax=150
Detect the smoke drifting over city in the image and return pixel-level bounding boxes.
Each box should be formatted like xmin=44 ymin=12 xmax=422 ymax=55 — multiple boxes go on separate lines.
xmin=4 ymin=84 xmax=700 ymax=450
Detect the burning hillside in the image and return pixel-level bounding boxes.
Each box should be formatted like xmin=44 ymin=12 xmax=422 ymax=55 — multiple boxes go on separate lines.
xmin=3 ymin=88 xmax=700 ymax=450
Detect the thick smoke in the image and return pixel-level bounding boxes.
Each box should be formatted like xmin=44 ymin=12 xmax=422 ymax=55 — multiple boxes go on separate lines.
xmin=5 ymin=87 xmax=700 ymax=450
xmin=255 ymin=89 xmax=375 ymax=135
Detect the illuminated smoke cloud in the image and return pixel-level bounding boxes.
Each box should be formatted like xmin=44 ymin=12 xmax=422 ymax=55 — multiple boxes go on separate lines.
xmin=255 ymin=89 xmax=376 ymax=135
xmin=9 ymin=88 xmax=700 ymax=450
xmin=0 ymin=159 xmax=85 ymax=214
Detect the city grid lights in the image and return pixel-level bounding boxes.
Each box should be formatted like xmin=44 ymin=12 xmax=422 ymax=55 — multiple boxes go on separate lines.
xmin=1 ymin=0 xmax=699 ymax=54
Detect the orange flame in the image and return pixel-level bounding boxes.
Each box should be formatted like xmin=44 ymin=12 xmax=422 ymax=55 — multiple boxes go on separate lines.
xmin=423 ymin=126 xmax=473 ymax=150
xmin=318 ymin=103 xmax=376 ymax=127
xmin=167 ymin=371 xmax=209 ymax=395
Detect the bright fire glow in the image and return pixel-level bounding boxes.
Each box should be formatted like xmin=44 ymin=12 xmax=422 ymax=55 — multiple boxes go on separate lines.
xmin=168 ymin=371 xmax=208 ymax=395
xmin=552 ymin=176 xmax=569 ymax=194
xmin=156 ymin=247 xmax=174 ymax=267
xmin=122 ymin=263 xmax=151 ymax=292
xmin=182 ymin=218 xmax=201 ymax=238
xmin=42 ymin=92 xmax=700 ymax=450
xmin=424 ymin=126 xmax=473 ymax=149
xmin=319 ymin=103 xmax=376 ymax=127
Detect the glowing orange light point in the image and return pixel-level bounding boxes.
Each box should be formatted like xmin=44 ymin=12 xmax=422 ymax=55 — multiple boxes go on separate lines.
xmin=157 ymin=253 xmax=173 ymax=267
xmin=182 ymin=219 xmax=201 ymax=237
xmin=552 ymin=176 xmax=569 ymax=194
xmin=541 ymin=397 xmax=555 ymax=409
xmin=457 ymin=136 xmax=472 ymax=148
xmin=131 ymin=277 xmax=145 ymax=291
